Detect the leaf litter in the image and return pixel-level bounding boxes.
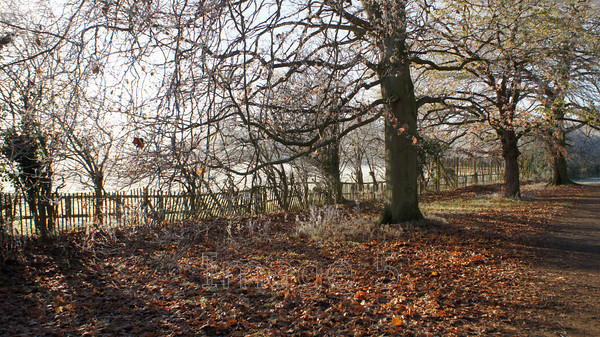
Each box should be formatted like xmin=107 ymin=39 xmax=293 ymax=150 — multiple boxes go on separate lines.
xmin=0 ymin=183 xmax=587 ymax=336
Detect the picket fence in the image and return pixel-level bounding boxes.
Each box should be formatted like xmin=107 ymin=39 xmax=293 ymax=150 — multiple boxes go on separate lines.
xmin=0 ymin=157 xmax=547 ymax=241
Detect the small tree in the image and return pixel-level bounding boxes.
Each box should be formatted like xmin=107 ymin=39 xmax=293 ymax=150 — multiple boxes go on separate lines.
xmin=341 ymin=118 xmax=385 ymax=196
xmin=0 ymin=0 xmax=79 ymax=235
xmin=2 ymin=108 xmax=55 ymax=237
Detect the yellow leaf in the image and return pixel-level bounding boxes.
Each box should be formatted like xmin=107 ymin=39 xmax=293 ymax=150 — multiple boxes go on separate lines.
xmin=354 ymin=291 xmax=367 ymax=301
xmin=196 ymin=167 xmax=206 ymax=180
xmin=392 ymin=316 xmax=403 ymax=326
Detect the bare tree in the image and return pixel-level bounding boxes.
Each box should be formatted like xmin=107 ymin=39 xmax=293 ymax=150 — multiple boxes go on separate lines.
xmin=341 ymin=117 xmax=384 ymax=195
xmin=0 ymin=78 xmax=59 ymax=237
xmin=415 ymin=0 xmax=561 ymax=198
xmin=0 ymin=0 xmax=79 ymax=235
xmin=55 ymin=95 xmax=130 ymax=225
xmin=527 ymin=0 xmax=600 ymax=185
xmin=86 ymin=0 xmax=427 ymax=222
xmin=45 ymin=0 xmax=597 ymax=221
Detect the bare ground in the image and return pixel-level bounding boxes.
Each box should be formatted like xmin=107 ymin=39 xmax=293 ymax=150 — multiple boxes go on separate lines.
xmin=527 ymin=184 xmax=600 ymax=337
xmin=1 ymin=183 xmax=600 ymax=336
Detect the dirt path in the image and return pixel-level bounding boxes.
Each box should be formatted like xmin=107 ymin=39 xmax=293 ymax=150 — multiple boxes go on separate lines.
xmin=2 ymin=183 xmax=599 ymax=336
xmin=532 ymin=184 xmax=600 ymax=337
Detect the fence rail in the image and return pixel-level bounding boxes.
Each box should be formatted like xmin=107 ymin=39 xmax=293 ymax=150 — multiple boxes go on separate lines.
xmin=0 ymin=156 xmax=548 ymax=242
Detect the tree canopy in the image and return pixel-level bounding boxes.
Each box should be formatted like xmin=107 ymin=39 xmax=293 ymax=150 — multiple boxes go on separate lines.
xmin=1 ymin=0 xmax=599 ymax=222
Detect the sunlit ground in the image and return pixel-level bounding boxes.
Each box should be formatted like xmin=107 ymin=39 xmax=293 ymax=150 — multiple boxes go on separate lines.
xmin=574 ymin=177 xmax=600 ymax=185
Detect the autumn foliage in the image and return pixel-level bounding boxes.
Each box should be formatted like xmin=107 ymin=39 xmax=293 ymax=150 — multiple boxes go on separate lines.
xmin=0 ymin=184 xmax=584 ymax=336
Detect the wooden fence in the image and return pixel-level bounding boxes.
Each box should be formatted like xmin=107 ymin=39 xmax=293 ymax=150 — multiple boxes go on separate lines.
xmin=0 ymin=156 xmax=548 ymax=241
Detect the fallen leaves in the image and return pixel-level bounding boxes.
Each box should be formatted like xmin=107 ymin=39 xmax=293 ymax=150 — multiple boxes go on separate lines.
xmin=0 ymin=184 xmax=586 ymax=336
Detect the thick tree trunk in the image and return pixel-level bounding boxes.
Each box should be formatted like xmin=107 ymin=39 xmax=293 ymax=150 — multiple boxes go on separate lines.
xmin=320 ymin=140 xmax=344 ymax=204
xmin=41 ymin=173 xmax=54 ymax=233
xmin=363 ymin=0 xmax=423 ymax=223
xmin=378 ymin=58 xmax=423 ymax=223
xmin=26 ymin=192 xmax=46 ymax=238
xmin=499 ymin=130 xmax=521 ymax=198
xmin=380 ymin=119 xmax=423 ymax=223
xmin=317 ymin=120 xmax=344 ymax=204
xmin=551 ymin=152 xmax=572 ymax=185
xmin=27 ymin=183 xmax=54 ymax=238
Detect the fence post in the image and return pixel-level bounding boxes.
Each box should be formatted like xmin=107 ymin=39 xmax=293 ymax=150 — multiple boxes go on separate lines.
xmin=142 ymin=187 xmax=150 ymax=214
xmin=456 ymin=158 xmax=461 ymax=187
xmin=116 ymin=194 xmax=122 ymax=224
xmin=65 ymin=196 xmax=72 ymax=231
xmin=0 ymin=194 xmax=4 ymax=230
xmin=473 ymin=159 xmax=478 ymax=185
xmin=435 ymin=157 xmax=441 ymax=193
xmin=5 ymin=197 xmax=13 ymax=236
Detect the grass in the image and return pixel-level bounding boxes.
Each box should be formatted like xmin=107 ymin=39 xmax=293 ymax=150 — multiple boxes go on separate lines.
xmin=0 ymin=183 xmax=586 ymax=336
xmin=421 ymin=195 xmax=522 ymax=213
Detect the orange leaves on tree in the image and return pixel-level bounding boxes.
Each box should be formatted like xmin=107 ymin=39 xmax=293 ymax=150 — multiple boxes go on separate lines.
xmin=133 ymin=137 xmax=145 ymax=149
xmin=196 ymin=167 xmax=206 ymax=180
xmin=398 ymin=123 xmax=409 ymax=133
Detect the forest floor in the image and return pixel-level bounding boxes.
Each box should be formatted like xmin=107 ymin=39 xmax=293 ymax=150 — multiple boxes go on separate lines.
xmin=0 ymin=182 xmax=599 ymax=336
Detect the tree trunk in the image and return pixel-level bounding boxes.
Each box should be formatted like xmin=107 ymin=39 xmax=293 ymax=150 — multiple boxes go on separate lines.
xmin=366 ymin=156 xmax=378 ymax=191
xmin=551 ymin=151 xmax=571 ymax=185
xmin=499 ymin=129 xmax=521 ymax=198
xmin=378 ymin=56 xmax=423 ymax=222
xmin=380 ymin=117 xmax=423 ymax=223
xmin=318 ymin=125 xmax=344 ymax=204
xmin=320 ymin=141 xmax=344 ymax=204
xmin=94 ymin=174 xmax=104 ymax=226
xmin=41 ymin=172 xmax=54 ymax=232
xmin=370 ymin=171 xmax=378 ymax=192
xmin=26 ymin=192 xmax=46 ymax=238
xmin=355 ymin=164 xmax=364 ymax=192
xmin=366 ymin=3 xmax=422 ymax=224
xmin=547 ymin=103 xmax=573 ymax=185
